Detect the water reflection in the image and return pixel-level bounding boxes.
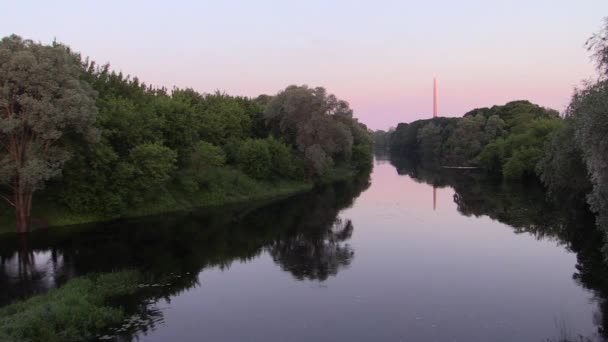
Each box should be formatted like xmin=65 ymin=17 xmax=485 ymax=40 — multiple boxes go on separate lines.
xmin=389 ymin=155 xmax=608 ymax=341
xmin=2 ymin=156 xmax=607 ymax=341
xmin=0 ymin=172 xmax=371 ymax=337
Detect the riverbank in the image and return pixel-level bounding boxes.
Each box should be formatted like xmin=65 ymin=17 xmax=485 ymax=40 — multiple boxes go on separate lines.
xmin=0 ymin=178 xmax=313 ymax=234
xmin=0 ymin=166 xmax=367 ymax=234
xmin=0 ymin=271 xmax=141 ymax=342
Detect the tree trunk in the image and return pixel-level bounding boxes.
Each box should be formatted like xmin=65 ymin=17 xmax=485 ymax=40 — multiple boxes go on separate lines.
xmin=14 ymin=189 xmax=31 ymax=234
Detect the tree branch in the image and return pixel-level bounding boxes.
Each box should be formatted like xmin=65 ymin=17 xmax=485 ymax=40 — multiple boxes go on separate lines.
xmin=0 ymin=193 xmax=15 ymax=207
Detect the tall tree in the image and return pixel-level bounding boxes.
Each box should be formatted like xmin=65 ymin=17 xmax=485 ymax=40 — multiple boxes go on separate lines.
xmin=264 ymin=85 xmax=362 ymax=177
xmin=568 ymin=19 xmax=608 ymax=239
xmin=0 ymin=35 xmax=98 ymax=232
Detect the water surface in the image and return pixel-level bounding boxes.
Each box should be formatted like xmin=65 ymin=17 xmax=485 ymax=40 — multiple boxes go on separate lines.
xmin=1 ymin=157 xmax=607 ymax=342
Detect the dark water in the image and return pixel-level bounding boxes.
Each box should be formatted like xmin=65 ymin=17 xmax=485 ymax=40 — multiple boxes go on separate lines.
xmin=1 ymin=156 xmax=608 ymax=342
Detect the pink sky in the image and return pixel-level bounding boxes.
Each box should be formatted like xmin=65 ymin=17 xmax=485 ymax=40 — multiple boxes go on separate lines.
xmin=2 ymin=1 xmax=607 ymax=129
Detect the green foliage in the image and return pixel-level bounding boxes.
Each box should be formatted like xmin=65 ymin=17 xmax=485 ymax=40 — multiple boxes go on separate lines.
xmin=569 ymin=79 xmax=608 ymax=240
xmin=264 ymin=85 xmax=371 ymax=177
xmin=0 ymin=36 xmax=372 ymax=229
xmin=443 ymin=114 xmax=505 ymax=165
xmin=190 ymin=141 xmax=226 ymax=172
xmin=180 ymin=142 xmax=226 ymax=193
xmin=389 ymin=117 xmax=458 ymax=159
xmin=0 ymin=35 xmax=98 ymax=232
xmin=478 ymin=138 xmax=505 ymax=174
xmin=126 ymin=143 xmax=178 ymax=203
xmin=478 ymin=118 xmax=563 ymax=179
xmin=266 ymin=138 xmax=304 ymax=180
xmin=236 ymin=139 xmax=272 ymax=180
xmin=195 ymin=92 xmax=252 ymax=146
xmin=351 ymin=144 xmax=373 ymax=171
xmin=372 ymin=129 xmax=392 ymax=151
xmin=463 ymin=100 xmax=559 ymax=129
xmin=389 ymin=100 xmax=562 ymax=182
xmin=417 ymin=122 xmax=442 ymax=163
xmin=305 ymin=144 xmax=333 ymax=176
xmin=0 ymin=271 xmax=140 ymax=342
xmin=537 ymin=119 xmax=591 ymax=201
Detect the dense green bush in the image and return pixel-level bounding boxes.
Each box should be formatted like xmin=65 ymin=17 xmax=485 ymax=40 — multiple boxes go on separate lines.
xmin=127 ymin=143 xmax=178 ymax=203
xmin=0 ymin=271 xmax=140 ymax=342
xmin=351 ymin=144 xmax=373 ymax=171
xmin=266 ymin=138 xmax=305 ymax=180
xmin=236 ymin=139 xmax=272 ymax=180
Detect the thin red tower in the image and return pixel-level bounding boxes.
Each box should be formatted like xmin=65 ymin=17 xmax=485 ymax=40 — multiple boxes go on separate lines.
xmin=433 ymin=77 xmax=438 ymax=118
xmin=433 ymin=78 xmax=438 ymax=211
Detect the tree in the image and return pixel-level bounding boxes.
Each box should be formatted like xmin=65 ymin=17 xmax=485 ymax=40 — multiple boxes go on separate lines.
xmin=236 ymin=139 xmax=271 ymax=180
xmin=126 ymin=143 xmax=177 ymax=203
xmin=264 ymin=85 xmax=366 ymax=177
xmin=417 ymin=122 xmax=442 ymax=164
xmin=570 ymin=80 xmax=608 ymax=238
xmin=0 ymin=35 xmax=98 ymax=233
xmin=178 ymin=141 xmax=226 ymax=192
xmin=537 ymin=119 xmax=591 ymax=202
xmin=266 ymin=137 xmax=303 ymax=180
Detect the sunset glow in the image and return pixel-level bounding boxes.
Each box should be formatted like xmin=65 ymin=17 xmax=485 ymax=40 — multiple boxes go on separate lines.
xmin=4 ymin=0 xmax=607 ymax=129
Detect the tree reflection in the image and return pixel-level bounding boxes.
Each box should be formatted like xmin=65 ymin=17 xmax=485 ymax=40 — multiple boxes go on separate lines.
xmin=390 ymin=155 xmax=608 ymax=341
xmin=0 ymin=170 xmax=370 ymax=340
xmin=269 ymin=216 xmax=354 ymax=281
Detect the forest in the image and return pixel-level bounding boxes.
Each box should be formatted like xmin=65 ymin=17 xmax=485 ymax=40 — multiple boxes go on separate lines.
xmin=381 ymin=21 xmax=608 ymax=253
xmin=0 ymin=35 xmax=373 ymax=233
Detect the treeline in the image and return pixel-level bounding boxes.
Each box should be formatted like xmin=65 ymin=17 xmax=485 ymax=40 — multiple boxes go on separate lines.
xmin=0 ymin=35 xmax=372 ymax=232
xmin=388 ymin=100 xmax=560 ymax=179
xmin=371 ymin=129 xmax=393 ymax=151
xmin=387 ymin=19 xmax=608 ymax=248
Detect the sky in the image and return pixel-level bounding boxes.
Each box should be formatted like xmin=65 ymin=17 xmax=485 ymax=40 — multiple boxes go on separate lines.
xmin=2 ymin=1 xmax=607 ymax=130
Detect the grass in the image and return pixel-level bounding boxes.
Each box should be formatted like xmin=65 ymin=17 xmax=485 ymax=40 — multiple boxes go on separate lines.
xmin=0 ymin=271 xmax=140 ymax=342
xmin=0 ymin=165 xmax=367 ymax=234
xmin=0 ymin=168 xmax=314 ymax=233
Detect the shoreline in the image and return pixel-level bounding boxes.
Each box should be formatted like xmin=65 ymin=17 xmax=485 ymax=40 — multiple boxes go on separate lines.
xmin=0 ymin=181 xmax=313 ymax=235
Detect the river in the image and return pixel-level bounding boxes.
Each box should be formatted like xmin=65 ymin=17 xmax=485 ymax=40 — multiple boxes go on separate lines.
xmin=0 ymin=156 xmax=607 ymax=342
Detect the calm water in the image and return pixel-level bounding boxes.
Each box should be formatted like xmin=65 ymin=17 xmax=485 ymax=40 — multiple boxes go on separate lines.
xmin=1 ymin=157 xmax=607 ymax=342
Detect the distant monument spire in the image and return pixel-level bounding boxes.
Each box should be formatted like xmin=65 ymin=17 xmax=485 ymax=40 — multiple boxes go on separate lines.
xmin=433 ymin=185 xmax=437 ymax=211
xmin=433 ymin=77 xmax=438 ymax=118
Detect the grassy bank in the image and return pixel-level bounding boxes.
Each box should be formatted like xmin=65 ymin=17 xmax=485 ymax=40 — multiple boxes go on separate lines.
xmin=0 ymin=168 xmax=314 ymax=233
xmin=0 ymin=271 xmax=140 ymax=342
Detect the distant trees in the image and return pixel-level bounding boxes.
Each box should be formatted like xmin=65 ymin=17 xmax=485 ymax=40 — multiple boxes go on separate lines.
xmin=480 ymin=117 xmax=562 ymax=179
xmin=264 ymin=85 xmax=372 ymax=178
xmin=386 ymin=17 xmax=608 ymax=253
xmin=417 ymin=122 xmax=442 ymax=164
xmin=371 ymin=129 xmax=392 ymax=151
xmin=388 ymin=101 xmax=560 ymax=179
xmin=0 ymin=35 xmax=98 ymax=233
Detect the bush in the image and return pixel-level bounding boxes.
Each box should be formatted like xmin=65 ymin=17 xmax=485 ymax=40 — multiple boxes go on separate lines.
xmin=266 ymin=137 xmax=304 ymax=180
xmin=351 ymin=144 xmax=373 ymax=171
xmin=236 ymin=139 xmax=271 ymax=180
xmin=190 ymin=141 xmax=226 ymax=172
xmin=127 ymin=143 xmax=178 ymax=203
xmin=180 ymin=142 xmax=227 ymax=192
xmin=0 ymin=271 xmax=140 ymax=342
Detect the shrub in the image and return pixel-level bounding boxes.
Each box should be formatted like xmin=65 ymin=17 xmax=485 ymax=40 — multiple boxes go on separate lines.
xmin=236 ymin=139 xmax=271 ymax=180
xmin=351 ymin=144 xmax=373 ymax=171
xmin=0 ymin=271 xmax=140 ymax=342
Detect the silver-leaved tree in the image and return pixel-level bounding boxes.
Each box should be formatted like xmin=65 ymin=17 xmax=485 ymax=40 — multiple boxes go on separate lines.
xmin=0 ymin=35 xmax=98 ymax=233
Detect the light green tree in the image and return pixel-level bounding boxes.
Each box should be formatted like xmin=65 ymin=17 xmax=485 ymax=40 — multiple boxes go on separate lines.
xmin=0 ymin=35 xmax=98 ymax=232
